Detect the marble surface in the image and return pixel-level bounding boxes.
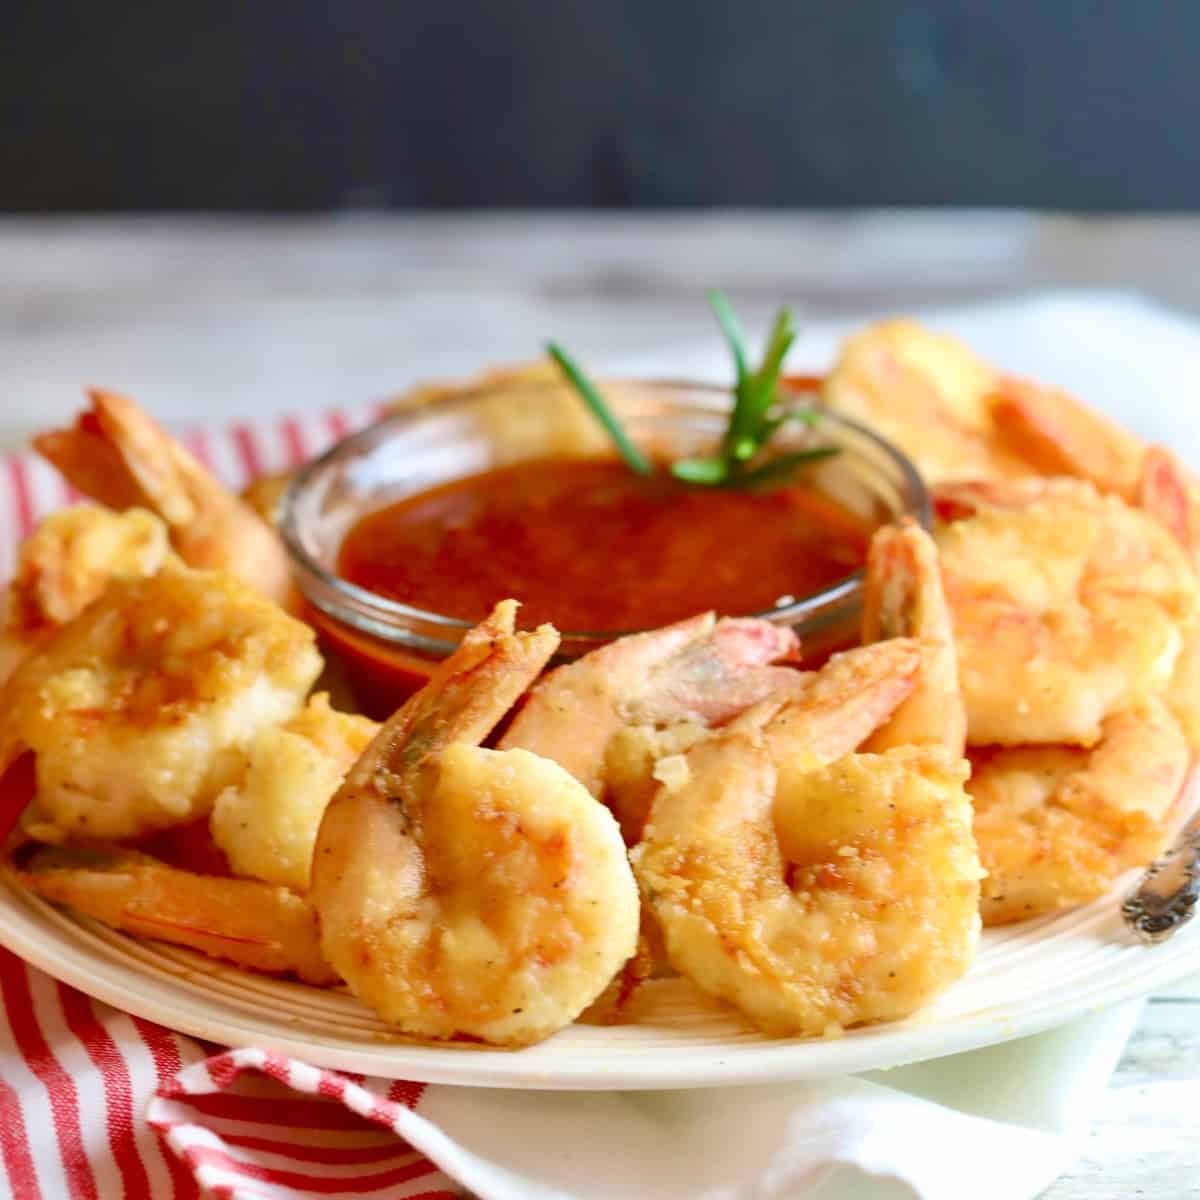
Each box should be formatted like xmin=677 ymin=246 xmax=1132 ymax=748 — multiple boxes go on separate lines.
xmin=1 ymin=212 xmax=1198 ymax=1198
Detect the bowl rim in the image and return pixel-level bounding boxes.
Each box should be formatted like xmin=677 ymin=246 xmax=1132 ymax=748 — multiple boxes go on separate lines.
xmin=279 ymin=378 xmax=931 ymax=646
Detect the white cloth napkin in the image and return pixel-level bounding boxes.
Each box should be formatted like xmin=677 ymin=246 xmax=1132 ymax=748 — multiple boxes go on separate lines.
xmin=403 ymin=1003 xmax=1142 ymax=1200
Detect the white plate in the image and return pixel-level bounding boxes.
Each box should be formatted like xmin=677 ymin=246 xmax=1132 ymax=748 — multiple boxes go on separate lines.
xmin=2 ymin=822 xmax=1197 ymax=1091
xmin=5 ymin=294 xmax=1200 ymax=1090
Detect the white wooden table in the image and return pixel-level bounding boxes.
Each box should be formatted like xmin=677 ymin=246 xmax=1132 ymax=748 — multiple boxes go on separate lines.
xmin=1 ymin=213 xmax=1198 ymax=1198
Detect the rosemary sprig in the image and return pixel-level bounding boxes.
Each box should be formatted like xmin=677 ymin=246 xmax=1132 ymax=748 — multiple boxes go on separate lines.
xmin=547 ymin=292 xmax=835 ymax=489
xmin=546 ymin=342 xmax=652 ymax=477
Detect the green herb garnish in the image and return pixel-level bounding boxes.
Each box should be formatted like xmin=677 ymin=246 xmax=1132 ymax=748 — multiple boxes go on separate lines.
xmin=546 ymin=342 xmax=653 ymax=477
xmin=548 ymin=291 xmax=834 ymax=489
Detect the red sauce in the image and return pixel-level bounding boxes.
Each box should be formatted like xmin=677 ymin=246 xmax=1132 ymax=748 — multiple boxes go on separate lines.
xmin=307 ymin=608 xmax=444 ymax=718
xmin=336 ymin=458 xmax=870 ymax=633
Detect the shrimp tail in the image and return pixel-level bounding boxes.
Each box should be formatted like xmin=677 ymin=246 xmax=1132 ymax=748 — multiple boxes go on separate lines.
xmin=629 ymin=616 xmax=802 ymax=726
xmin=35 ymin=389 xmax=198 ymax=522
xmin=347 ymin=599 xmax=560 ymax=798
xmin=763 ymin=637 xmax=922 ymax=768
xmin=35 ymin=389 xmax=292 ymax=605
xmin=861 ymin=518 xmax=965 ymax=755
xmin=501 ymin=611 xmax=801 ymax=797
xmin=18 ymin=845 xmax=336 ymax=984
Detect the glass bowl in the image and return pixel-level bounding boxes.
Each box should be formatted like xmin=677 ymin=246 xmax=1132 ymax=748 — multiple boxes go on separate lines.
xmin=280 ymin=377 xmax=929 ymax=715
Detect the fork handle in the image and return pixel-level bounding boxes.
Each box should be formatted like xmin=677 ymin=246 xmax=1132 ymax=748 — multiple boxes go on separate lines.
xmin=1123 ymin=810 xmax=1200 ymax=943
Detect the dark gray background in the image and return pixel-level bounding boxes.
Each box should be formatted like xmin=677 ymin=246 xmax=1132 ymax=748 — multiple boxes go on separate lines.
xmin=4 ymin=1 xmax=1197 ymax=211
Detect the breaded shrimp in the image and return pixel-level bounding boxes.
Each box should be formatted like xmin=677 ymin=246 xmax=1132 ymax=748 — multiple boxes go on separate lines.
xmin=500 ymin=613 xmax=801 ymax=796
xmin=632 ymin=568 xmax=978 ymax=1039
xmin=821 ymin=320 xmax=1030 ymax=483
xmin=0 ymin=505 xmax=171 ymax=682
xmin=633 ymin=727 xmax=980 ymax=1037
xmin=935 ymin=477 xmax=1196 ymax=746
xmin=18 ymin=845 xmax=335 ymax=984
xmin=989 ymin=376 xmax=1146 ymax=502
xmin=35 ymin=389 xmax=292 ymax=606
xmin=310 ymin=601 xmax=640 ymax=1046
xmin=970 ymin=698 xmax=1190 ymax=925
xmin=986 ymin=382 xmax=1200 ymax=548
xmin=0 ymin=563 xmax=321 ymax=841
xmin=1165 ymin=629 xmax=1200 ymax=752
xmin=625 ymin=522 xmax=979 ymax=1036
xmin=386 ymin=361 xmax=561 ymax=412
xmin=210 ymin=693 xmax=379 ymax=892
xmin=821 ymin=318 xmax=1165 ymax=497
xmin=499 ymin=613 xmax=802 ymax=844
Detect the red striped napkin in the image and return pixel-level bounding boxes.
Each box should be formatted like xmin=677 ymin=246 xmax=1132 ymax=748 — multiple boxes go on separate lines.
xmin=0 ymin=946 xmax=458 ymax=1199
xmin=0 ymin=406 xmax=461 ymax=1199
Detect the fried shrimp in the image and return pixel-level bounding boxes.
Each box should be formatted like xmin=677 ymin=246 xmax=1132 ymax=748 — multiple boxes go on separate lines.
xmin=0 ymin=563 xmax=321 ymax=841
xmin=501 ymin=614 xmax=801 ymax=795
xmin=948 ymin=394 xmax=1200 ymax=749
xmin=210 ymin=693 xmax=379 ymax=892
xmin=820 ymin=318 xmax=1162 ymax=496
xmin=18 ymin=846 xmax=335 ymax=984
xmin=35 ymin=389 xmax=292 ymax=606
xmin=935 ymin=478 xmax=1197 ymax=747
xmin=632 ymin=560 xmax=978 ymax=1038
xmin=633 ymin=728 xmax=979 ymax=1037
xmin=499 ymin=613 xmax=802 ymax=843
xmin=989 ymin=376 xmax=1147 ymax=502
xmin=0 ymin=505 xmax=171 ymax=682
xmin=970 ymin=698 xmax=1190 ymax=925
xmin=984 ymin=381 xmax=1200 ymax=545
xmin=310 ymin=601 xmax=640 ymax=1046
xmin=821 ymin=320 xmax=1030 ymax=483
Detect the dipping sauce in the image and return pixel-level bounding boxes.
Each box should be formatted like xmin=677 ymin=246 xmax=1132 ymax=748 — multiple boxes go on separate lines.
xmin=336 ymin=458 xmax=871 ymax=632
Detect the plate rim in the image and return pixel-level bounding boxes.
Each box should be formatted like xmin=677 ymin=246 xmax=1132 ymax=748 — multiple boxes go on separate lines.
xmin=2 ymin=866 xmax=1197 ymax=1090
